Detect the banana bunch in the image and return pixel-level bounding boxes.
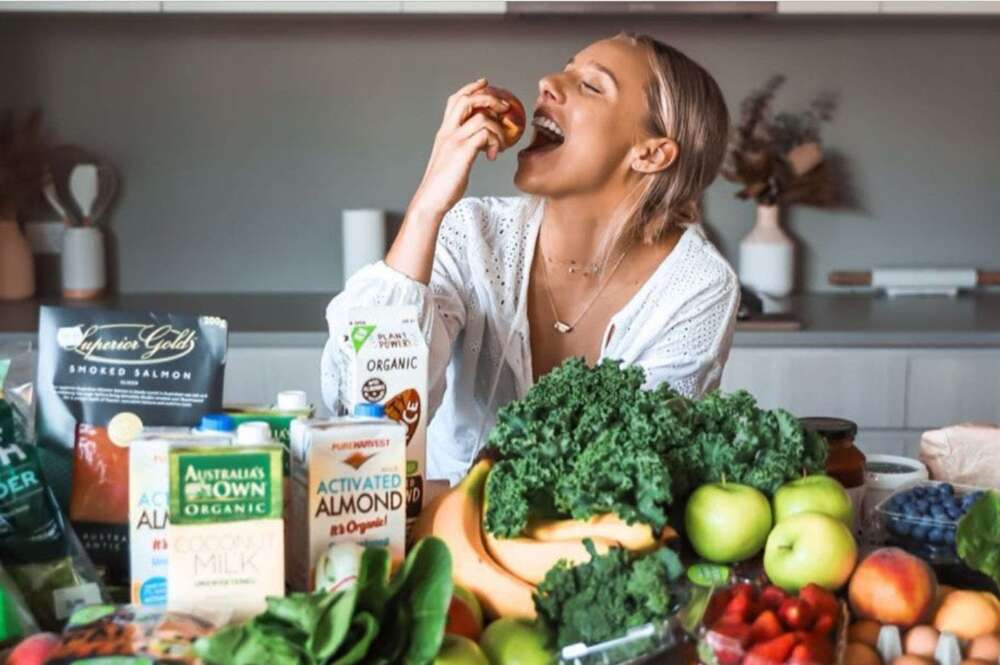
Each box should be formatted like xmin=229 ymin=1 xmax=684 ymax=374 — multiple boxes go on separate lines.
xmin=411 ymin=459 xmax=675 ymax=620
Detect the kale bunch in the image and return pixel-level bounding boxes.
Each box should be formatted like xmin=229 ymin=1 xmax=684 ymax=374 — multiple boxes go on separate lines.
xmin=484 ymin=358 xmax=691 ymax=537
xmin=534 ymin=539 xmax=685 ymax=649
xmin=484 ymin=358 xmax=826 ymax=538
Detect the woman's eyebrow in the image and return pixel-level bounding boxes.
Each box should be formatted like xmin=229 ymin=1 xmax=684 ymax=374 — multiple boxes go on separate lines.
xmin=566 ymin=57 xmax=620 ymax=88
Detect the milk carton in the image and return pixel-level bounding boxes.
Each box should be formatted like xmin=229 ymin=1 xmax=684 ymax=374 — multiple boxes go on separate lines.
xmin=290 ymin=406 xmax=406 ymax=592
xmin=128 ymin=428 xmax=230 ymax=607
xmin=339 ymin=307 xmax=428 ymax=541
xmin=167 ymin=422 xmax=284 ymax=622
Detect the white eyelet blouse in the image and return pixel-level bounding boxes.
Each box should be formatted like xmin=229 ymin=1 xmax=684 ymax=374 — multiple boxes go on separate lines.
xmin=322 ymin=196 xmax=740 ymax=484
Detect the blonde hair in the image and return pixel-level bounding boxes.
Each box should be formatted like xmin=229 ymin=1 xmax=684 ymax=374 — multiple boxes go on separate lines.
xmin=612 ymin=32 xmax=729 ymax=248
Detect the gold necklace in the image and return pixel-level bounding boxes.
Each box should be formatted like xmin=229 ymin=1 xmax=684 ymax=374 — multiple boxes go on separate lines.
xmin=538 ymin=241 xmax=629 ymax=334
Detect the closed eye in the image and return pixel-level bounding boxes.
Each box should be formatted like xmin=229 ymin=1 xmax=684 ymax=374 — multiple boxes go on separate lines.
xmin=582 ymin=81 xmax=601 ymax=94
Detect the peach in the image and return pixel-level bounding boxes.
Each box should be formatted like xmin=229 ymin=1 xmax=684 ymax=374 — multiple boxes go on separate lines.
xmin=445 ymin=584 xmax=484 ymax=641
xmin=849 ymin=620 xmax=883 ymax=648
xmin=848 ymin=548 xmax=938 ymax=629
xmin=473 ymin=86 xmax=526 ymax=148
xmin=845 ymin=642 xmax=883 ymax=665
xmin=7 ymin=633 xmax=61 ymax=665
xmin=933 ymin=590 xmax=1000 ymax=640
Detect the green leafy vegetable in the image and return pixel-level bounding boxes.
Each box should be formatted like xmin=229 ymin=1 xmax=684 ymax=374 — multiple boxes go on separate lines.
xmin=195 ymin=537 xmax=453 ymax=665
xmin=534 ymin=539 xmax=686 ymax=649
xmin=957 ymin=490 xmax=1000 ymax=589
xmin=485 ymin=358 xmax=826 ymax=537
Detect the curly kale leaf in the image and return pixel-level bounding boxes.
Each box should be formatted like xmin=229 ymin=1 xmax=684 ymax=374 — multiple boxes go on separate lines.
xmin=483 ymin=358 xmax=827 ymax=538
xmin=534 ymin=540 xmax=685 ymax=649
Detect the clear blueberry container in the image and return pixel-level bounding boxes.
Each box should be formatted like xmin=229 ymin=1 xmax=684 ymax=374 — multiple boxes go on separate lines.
xmin=874 ymin=480 xmax=988 ymax=564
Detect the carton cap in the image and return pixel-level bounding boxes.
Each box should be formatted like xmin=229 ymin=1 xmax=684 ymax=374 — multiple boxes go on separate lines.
xmin=353 ymin=403 xmax=385 ymax=419
xmin=236 ymin=421 xmax=272 ymax=445
xmin=276 ymin=390 xmax=309 ymax=411
xmin=200 ymin=413 xmax=236 ymax=433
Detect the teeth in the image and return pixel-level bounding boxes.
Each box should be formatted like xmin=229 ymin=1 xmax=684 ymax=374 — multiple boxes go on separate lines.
xmin=532 ymin=115 xmax=565 ymax=140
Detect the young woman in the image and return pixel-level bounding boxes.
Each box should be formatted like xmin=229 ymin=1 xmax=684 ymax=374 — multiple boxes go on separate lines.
xmin=323 ymin=33 xmax=739 ymax=484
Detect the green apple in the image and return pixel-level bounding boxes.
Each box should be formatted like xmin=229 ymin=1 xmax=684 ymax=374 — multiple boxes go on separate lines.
xmin=763 ymin=511 xmax=858 ymax=592
xmin=479 ymin=618 xmax=555 ymax=665
xmin=684 ymin=482 xmax=773 ymax=563
xmin=434 ymin=635 xmax=490 ymax=665
xmin=773 ymin=475 xmax=853 ymax=526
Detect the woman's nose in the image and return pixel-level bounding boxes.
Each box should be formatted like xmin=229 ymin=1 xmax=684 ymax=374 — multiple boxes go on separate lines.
xmin=538 ymin=75 xmax=564 ymax=104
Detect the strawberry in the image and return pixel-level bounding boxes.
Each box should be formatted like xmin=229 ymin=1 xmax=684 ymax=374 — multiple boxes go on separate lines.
xmin=724 ymin=583 xmax=757 ymax=620
xmin=709 ymin=618 xmax=752 ymax=647
xmin=749 ymin=609 xmax=784 ymax=644
xmin=788 ymin=631 xmax=834 ymax=665
xmin=744 ymin=633 xmax=798 ymax=665
xmin=811 ymin=611 xmax=837 ymax=636
xmin=705 ymin=589 xmax=733 ymax=625
xmin=705 ymin=629 xmax=746 ymax=665
xmin=760 ymin=584 xmax=788 ymax=611
xmin=799 ymin=583 xmax=839 ymax=618
xmin=778 ymin=597 xmax=815 ymax=631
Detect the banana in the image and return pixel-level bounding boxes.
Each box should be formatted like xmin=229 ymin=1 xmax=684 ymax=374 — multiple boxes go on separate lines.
xmin=411 ymin=460 xmax=536 ymax=620
xmin=525 ymin=513 xmax=666 ymax=553
xmin=483 ymin=529 xmax=616 ymax=585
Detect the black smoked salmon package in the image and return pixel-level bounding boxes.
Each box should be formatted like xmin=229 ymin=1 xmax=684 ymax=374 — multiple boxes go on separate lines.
xmin=36 ymin=306 xmax=228 ymax=589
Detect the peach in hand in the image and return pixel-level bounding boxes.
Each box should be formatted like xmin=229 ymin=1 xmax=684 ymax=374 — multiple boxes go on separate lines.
xmin=473 ymin=86 xmax=526 ymax=148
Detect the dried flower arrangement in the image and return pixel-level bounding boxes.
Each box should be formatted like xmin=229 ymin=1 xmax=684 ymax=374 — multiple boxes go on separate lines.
xmin=0 ymin=109 xmax=49 ymax=218
xmin=721 ymin=76 xmax=839 ymax=207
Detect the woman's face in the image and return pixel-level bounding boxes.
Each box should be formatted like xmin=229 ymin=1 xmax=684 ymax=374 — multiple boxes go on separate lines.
xmin=514 ymin=38 xmax=653 ymax=198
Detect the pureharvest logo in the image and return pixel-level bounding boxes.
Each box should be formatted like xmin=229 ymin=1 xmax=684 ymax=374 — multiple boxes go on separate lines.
xmin=59 ymin=323 xmax=199 ymax=365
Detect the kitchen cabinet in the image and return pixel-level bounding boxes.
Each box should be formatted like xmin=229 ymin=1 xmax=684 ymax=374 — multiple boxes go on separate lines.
xmin=777 ymin=1 xmax=879 ymax=13
xmin=0 ymin=1 xmax=159 ymax=11
xmin=721 ymin=346 xmax=1000 ymax=458
xmin=402 ymin=1 xmax=505 ymax=13
xmin=160 ymin=1 xmax=402 ymax=13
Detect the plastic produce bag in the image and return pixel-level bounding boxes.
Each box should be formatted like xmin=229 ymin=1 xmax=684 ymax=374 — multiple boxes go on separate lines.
xmin=920 ymin=423 xmax=1000 ymax=488
xmin=43 ymin=604 xmax=215 ymax=664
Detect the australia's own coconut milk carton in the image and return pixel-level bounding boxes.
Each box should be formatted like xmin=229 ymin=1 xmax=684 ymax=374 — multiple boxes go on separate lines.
xmin=289 ymin=408 xmax=406 ymax=592
xmin=167 ymin=423 xmax=284 ymax=622
xmin=128 ymin=429 xmax=230 ymax=607
xmin=339 ymin=307 xmax=428 ymax=542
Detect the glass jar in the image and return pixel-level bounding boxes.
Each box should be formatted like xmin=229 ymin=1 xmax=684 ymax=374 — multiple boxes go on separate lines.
xmin=800 ymin=417 xmax=866 ymax=533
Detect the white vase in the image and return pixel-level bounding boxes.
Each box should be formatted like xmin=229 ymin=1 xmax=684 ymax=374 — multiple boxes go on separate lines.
xmin=61 ymin=226 xmax=106 ymax=299
xmin=739 ymin=204 xmax=795 ymax=298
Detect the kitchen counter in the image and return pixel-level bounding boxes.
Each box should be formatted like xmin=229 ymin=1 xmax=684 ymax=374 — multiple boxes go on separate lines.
xmin=2 ymin=292 xmax=1000 ymax=348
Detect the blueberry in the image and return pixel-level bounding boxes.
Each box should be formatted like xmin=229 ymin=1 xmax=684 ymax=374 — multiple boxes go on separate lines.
xmin=944 ymin=527 xmax=957 ymax=544
xmin=912 ymin=524 xmax=930 ymax=541
xmin=961 ymin=495 xmax=978 ymax=510
xmin=944 ymin=497 xmax=961 ymax=511
xmin=913 ymin=487 xmax=927 ymax=498
xmin=904 ymin=502 xmax=920 ymax=517
xmin=916 ymin=499 xmax=931 ymax=513
xmin=947 ymin=507 xmax=963 ymax=521
xmin=940 ymin=483 xmax=955 ymax=495
xmin=894 ymin=520 xmax=912 ymax=537
xmin=928 ymin=527 xmax=944 ymax=544
xmin=931 ymin=505 xmax=948 ymax=520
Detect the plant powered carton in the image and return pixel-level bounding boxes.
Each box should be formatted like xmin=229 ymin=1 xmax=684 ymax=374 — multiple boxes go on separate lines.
xmin=166 ymin=423 xmax=284 ymax=622
xmin=289 ymin=407 xmax=406 ymax=592
xmin=339 ymin=307 xmax=428 ymax=542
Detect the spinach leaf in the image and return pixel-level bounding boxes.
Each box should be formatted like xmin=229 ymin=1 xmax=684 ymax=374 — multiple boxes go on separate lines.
xmin=356 ymin=545 xmax=392 ymax=621
xmin=330 ymin=612 xmax=380 ymax=665
xmin=265 ymin=591 xmax=336 ymax=637
xmin=957 ymin=490 xmax=1000 ymax=589
xmin=308 ymin=586 xmax=358 ymax=662
xmin=398 ymin=538 xmax=453 ymax=665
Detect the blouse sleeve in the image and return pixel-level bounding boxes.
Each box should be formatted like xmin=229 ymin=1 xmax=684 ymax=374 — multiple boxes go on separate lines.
xmin=320 ymin=199 xmax=477 ymax=416
xmin=635 ymin=266 xmax=740 ymax=398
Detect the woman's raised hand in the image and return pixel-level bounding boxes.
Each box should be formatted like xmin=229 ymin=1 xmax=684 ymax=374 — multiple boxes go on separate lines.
xmin=409 ymin=79 xmax=510 ymax=217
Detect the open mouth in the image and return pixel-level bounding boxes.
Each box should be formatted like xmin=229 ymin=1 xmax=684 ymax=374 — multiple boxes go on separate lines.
xmin=519 ymin=112 xmax=565 ymax=157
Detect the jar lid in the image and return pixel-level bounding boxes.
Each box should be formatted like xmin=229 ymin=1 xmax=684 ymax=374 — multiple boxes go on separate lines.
xmin=200 ymin=413 xmax=236 ymax=433
xmin=799 ymin=417 xmax=858 ymax=441
xmin=276 ymin=390 xmax=309 ymax=411
xmin=235 ymin=421 xmax=272 ymax=445
xmin=353 ymin=403 xmax=385 ymax=419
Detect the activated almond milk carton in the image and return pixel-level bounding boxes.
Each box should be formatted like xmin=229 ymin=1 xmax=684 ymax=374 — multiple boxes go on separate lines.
xmin=339 ymin=306 xmax=428 ymax=542
xmin=167 ymin=423 xmax=284 ymax=622
xmin=289 ymin=407 xmax=406 ymax=592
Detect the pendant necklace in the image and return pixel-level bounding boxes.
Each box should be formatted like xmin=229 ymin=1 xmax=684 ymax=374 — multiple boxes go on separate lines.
xmin=538 ymin=240 xmax=629 ymax=334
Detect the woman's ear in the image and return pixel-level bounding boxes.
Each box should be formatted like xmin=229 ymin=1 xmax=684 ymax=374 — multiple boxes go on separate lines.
xmin=631 ymin=138 xmax=679 ymax=174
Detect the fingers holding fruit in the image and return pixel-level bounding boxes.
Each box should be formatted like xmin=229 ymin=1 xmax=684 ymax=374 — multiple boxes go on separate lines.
xmin=468 ymin=86 xmax=526 ymax=149
xmin=456 ymin=113 xmax=506 ymax=161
